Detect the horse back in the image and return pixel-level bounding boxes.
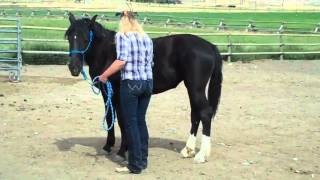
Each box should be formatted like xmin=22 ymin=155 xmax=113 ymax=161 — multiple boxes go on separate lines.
xmin=152 ymin=34 xmax=218 ymax=94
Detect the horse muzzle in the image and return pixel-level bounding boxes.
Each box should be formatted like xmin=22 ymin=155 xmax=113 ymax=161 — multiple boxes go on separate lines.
xmin=68 ymin=62 xmax=81 ymax=76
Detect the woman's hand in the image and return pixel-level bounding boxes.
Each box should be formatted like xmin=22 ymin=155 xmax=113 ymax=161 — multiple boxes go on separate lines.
xmin=99 ymin=74 xmax=108 ymax=83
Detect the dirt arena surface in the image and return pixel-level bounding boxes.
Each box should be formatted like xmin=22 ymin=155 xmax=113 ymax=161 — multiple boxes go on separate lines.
xmin=0 ymin=60 xmax=319 ymax=179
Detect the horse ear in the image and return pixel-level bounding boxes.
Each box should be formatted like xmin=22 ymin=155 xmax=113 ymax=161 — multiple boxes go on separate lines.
xmin=90 ymin=15 xmax=98 ymax=30
xmin=91 ymin=15 xmax=98 ymax=23
xmin=69 ymin=12 xmax=76 ymax=24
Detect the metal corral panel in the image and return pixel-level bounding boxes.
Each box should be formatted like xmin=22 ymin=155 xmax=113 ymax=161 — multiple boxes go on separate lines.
xmin=0 ymin=18 xmax=22 ymax=82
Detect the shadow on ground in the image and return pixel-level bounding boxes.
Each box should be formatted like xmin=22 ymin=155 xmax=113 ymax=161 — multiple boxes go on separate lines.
xmin=54 ymin=137 xmax=186 ymax=164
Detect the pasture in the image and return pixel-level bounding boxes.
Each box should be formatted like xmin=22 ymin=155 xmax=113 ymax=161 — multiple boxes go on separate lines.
xmin=0 ymin=60 xmax=319 ymax=179
xmin=1 ymin=9 xmax=320 ymax=63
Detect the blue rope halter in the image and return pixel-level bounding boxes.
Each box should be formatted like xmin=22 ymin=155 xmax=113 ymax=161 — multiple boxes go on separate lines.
xmin=92 ymin=77 xmax=116 ymax=132
xmin=69 ymin=30 xmax=94 ymax=80
xmin=69 ymin=31 xmax=116 ymax=132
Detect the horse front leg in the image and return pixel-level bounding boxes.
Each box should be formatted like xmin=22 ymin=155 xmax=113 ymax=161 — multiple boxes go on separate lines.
xmin=102 ymin=110 xmax=115 ymax=153
xmin=113 ymin=92 xmax=128 ymax=161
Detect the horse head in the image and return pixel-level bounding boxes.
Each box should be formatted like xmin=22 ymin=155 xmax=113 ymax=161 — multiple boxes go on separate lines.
xmin=65 ymin=13 xmax=97 ymax=76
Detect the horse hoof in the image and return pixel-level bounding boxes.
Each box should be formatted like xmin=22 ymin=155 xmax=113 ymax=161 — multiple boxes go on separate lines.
xmin=120 ymin=160 xmax=128 ymax=166
xmin=102 ymin=145 xmax=112 ymax=153
xmin=193 ymin=151 xmax=207 ymax=163
xmin=113 ymin=154 xmax=126 ymax=163
xmin=180 ymin=146 xmax=195 ymax=158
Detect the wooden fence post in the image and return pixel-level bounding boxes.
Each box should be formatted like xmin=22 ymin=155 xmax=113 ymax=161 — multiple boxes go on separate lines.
xmin=315 ymin=23 xmax=320 ymax=33
xmin=142 ymin=17 xmax=148 ymax=25
xmin=46 ymin=10 xmax=51 ymax=17
xmin=217 ymin=20 xmax=226 ymax=31
xmin=279 ymin=34 xmax=284 ymax=60
xmin=165 ymin=18 xmax=170 ymax=28
xmin=227 ymin=34 xmax=232 ymax=62
xmin=15 ymin=11 xmax=21 ymax=17
xmin=0 ymin=10 xmax=5 ymax=16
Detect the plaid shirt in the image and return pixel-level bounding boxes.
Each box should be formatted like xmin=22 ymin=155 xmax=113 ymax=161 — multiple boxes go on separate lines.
xmin=115 ymin=32 xmax=153 ymax=80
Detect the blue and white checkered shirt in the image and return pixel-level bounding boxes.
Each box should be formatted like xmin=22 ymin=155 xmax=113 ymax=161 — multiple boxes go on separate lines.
xmin=115 ymin=32 xmax=153 ymax=80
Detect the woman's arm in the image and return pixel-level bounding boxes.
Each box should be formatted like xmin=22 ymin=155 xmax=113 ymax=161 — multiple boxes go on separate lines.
xmin=99 ymin=60 xmax=125 ymax=83
xmin=99 ymin=33 xmax=128 ymax=83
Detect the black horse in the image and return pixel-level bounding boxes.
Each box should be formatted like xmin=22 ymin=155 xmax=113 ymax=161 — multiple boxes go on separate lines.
xmin=65 ymin=14 xmax=222 ymax=163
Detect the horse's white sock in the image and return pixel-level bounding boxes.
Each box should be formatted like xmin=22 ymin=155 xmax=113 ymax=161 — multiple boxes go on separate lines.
xmin=181 ymin=134 xmax=196 ymax=158
xmin=194 ymin=135 xmax=211 ymax=163
xmin=186 ymin=134 xmax=196 ymax=150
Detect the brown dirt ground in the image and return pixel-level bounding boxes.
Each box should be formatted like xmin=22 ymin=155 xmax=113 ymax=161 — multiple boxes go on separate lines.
xmin=0 ymin=60 xmax=319 ymax=179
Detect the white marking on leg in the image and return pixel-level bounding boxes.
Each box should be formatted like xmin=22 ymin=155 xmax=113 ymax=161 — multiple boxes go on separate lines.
xmin=180 ymin=134 xmax=196 ymax=158
xmin=186 ymin=134 xmax=196 ymax=150
xmin=194 ymin=134 xmax=211 ymax=163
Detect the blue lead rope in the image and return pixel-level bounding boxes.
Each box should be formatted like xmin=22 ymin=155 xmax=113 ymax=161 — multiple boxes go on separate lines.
xmin=101 ymin=80 xmax=116 ymax=132
xmin=69 ymin=30 xmax=116 ymax=132
xmin=91 ymin=76 xmax=116 ymax=132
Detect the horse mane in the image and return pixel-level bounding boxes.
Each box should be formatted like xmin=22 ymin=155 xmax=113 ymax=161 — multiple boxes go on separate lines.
xmin=65 ymin=18 xmax=116 ymax=42
xmin=91 ymin=20 xmax=116 ymax=41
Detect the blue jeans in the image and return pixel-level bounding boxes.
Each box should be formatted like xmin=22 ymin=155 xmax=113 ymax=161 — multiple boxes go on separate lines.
xmin=120 ymin=79 xmax=153 ymax=173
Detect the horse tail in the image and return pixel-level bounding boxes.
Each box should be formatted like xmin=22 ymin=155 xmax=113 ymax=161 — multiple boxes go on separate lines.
xmin=208 ymin=44 xmax=223 ymax=117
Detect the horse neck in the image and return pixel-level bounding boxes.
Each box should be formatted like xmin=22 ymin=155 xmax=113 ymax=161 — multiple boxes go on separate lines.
xmin=85 ymin=30 xmax=116 ymax=77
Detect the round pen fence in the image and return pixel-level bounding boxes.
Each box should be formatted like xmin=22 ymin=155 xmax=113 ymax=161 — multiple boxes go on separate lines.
xmin=16 ymin=26 xmax=320 ymax=61
xmin=0 ymin=18 xmax=22 ymax=81
xmin=0 ymin=9 xmax=320 ymax=34
xmin=1 ymin=23 xmax=320 ymax=81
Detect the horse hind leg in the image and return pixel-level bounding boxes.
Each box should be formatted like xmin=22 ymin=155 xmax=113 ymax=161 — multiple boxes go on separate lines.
xmin=194 ymin=54 xmax=222 ymax=163
xmin=182 ymin=88 xmax=213 ymax=163
xmin=180 ymin=109 xmax=200 ymax=158
xmin=194 ymin=106 xmax=213 ymax=163
xmin=181 ymin=58 xmax=218 ymax=162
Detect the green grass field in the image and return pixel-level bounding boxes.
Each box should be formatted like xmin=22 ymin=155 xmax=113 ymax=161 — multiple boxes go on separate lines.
xmin=0 ymin=8 xmax=320 ymax=63
xmin=2 ymin=8 xmax=319 ymax=30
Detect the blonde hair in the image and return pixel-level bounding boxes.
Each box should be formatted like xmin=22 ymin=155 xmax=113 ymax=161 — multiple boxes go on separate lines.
xmin=118 ymin=11 xmax=145 ymax=36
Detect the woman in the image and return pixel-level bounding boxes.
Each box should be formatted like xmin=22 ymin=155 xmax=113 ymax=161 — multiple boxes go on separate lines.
xmin=99 ymin=11 xmax=153 ymax=174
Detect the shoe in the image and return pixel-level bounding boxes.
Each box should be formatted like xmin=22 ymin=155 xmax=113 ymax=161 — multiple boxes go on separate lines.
xmin=115 ymin=166 xmax=130 ymax=174
xmin=141 ymin=165 xmax=147 ymax=170
xmin=120 ymin=160 xmax=128 ymax=166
